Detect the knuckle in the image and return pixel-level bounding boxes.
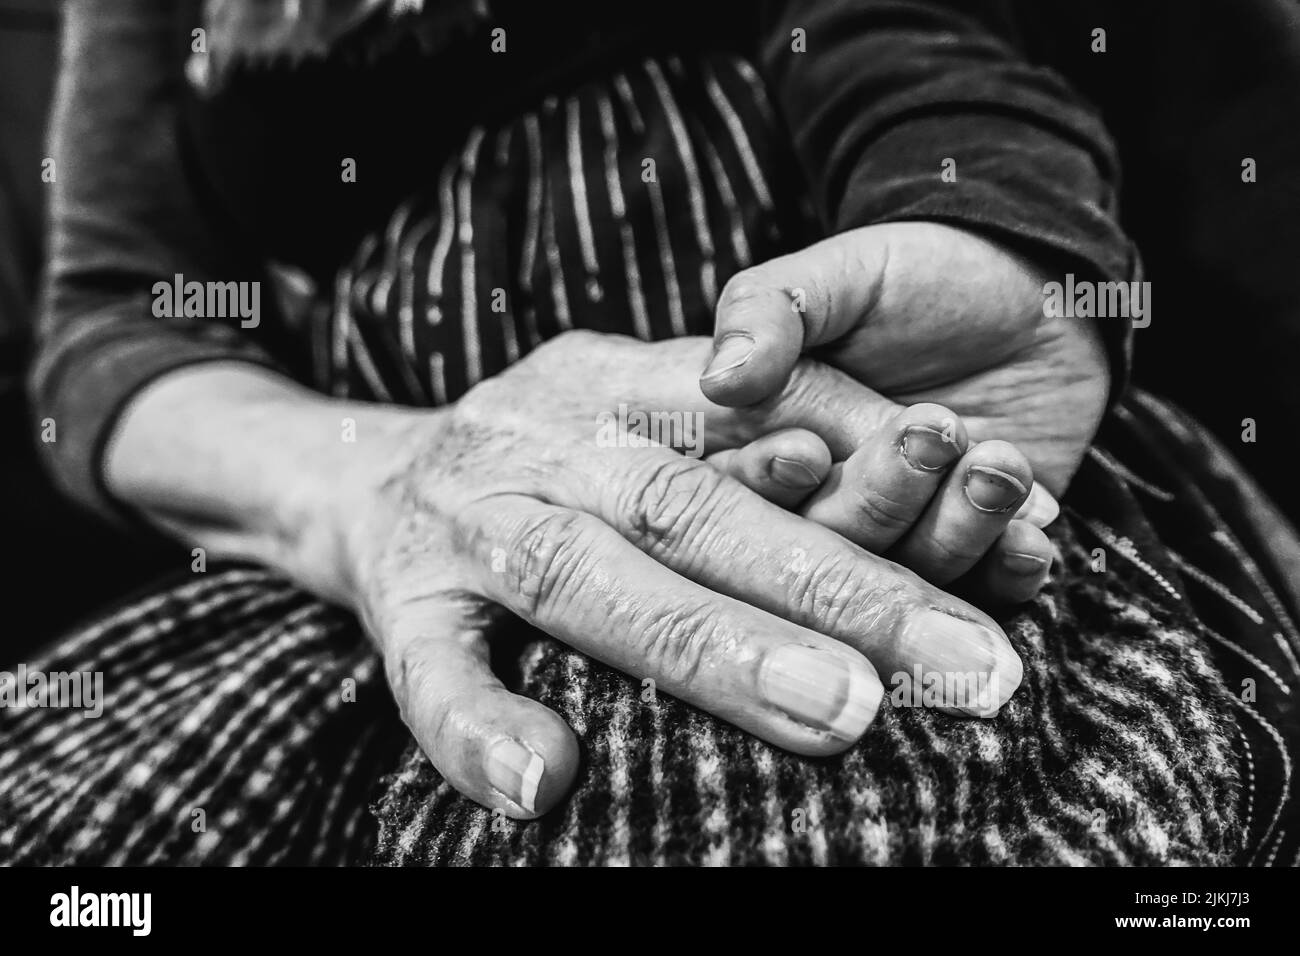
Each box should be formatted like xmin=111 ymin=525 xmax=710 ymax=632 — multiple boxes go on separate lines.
xmin=774 ymin=359 xmax=887 ymax=448
xmin=844 ymin=234 xmax=889 ymax=316
xmin=791 ymin=550 xmax=916 ymax=639
xmin=456 ymin=375 xmax=514 ymax=426
xmin=622 ymin=457 xmax=729 ymax=557
xmin=500 ymin=510 xmax=593 ymax=618
xmin=794 ymin=272 xmax=834 ymax=337
xmin=774 ymin=359 xmax=826 ymax=413
xmin=553 ymin=327 xmax=605 ymax=348
xmin=789 ymin=551 xmax=868 ymax=633
xmin=924 ymin=534 xmax=983 ymax=570
xmin=719 ymin=270 xmax=826 ymax=335
xmin=734 ymin=359 xmax=829 ymax=438
xmin=531 ymin=327 xmax=606 ymax=364
xmin=717 ymin=272 xmax=764 ymax=310
xmin=384 ymin=640 xmax=442 ymax=733
xmin=637 ymin=602 xmax=725 ymax=688
xmin=728 ymin=357 xmax=835 ymax=436
xmin=850 ymin=485 xmax=916 ymax=535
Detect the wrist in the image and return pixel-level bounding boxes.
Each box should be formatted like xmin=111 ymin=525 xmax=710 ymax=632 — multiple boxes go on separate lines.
xmin=104 ymin=362 xmax=433 ymax=606
xmin=313 ymin=403 xmax=436 ymax=610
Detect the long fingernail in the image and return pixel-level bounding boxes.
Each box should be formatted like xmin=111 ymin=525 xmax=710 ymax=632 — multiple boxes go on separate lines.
xmin=486 ymin=738 xmax=545 ymax=814
xmin=964 ymin=466 xmax=1028 ymax=513
xmin=897 ymin=609 xmax=1023 ymax=717
xmin=701 ymin=333 xmax=756 ymax=381
xmin=760 ymin=644 xmax=881 ymax=740
xmin=901 ymin=425 xmax=961 ymax=471
xmin=770 ymin=455 xmax=821 ymax=488
xmin=1014 ymin=484 xmax=1061 ymax=527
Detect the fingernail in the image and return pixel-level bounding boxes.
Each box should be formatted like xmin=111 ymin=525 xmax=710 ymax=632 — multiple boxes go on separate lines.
xmin=898 ymin=609 xmax=1023 ymax=717
xmin=760 ymin=644 xmax=881 ymax=740
xmin=901 ymin=425 xmax=961 ymax=471
xmin=1014 ymin=484 xmax=1061 ymax=527
xmin=1002 ymin=551 xmax=1050 ymax=576
xmin=486 ymin=738 xmax=545 ymax=814
xmin=964 ymin=466 xmax=1028 ymax=513
xmin=770 ymin=455 xmax=821 ymax=488
xmin=701 ymin=333 xmax=756 ymax=381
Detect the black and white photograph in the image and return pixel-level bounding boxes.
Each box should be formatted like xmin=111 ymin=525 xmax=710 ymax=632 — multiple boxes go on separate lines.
xmin=0 ymin=0 xmax=1296 ymax=931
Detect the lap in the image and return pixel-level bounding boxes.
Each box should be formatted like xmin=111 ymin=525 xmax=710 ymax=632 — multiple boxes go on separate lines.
xmin=369 ymin=392 xmax=1297 ymax=866
xmin=6 ymin=392 xmax=1293 ymax=866
xmin=0 ymin=571 xmax=402 ymax=865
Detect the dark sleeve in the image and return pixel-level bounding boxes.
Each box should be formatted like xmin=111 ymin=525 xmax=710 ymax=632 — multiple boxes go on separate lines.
xmin=757 ymin=0 xmax=1139 ymax=401
xmin=29 ymin=0 xmax=282 ymax=521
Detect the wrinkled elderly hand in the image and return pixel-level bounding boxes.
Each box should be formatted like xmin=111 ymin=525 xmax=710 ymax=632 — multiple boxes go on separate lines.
xmin=332 ymin=331 xmax=1025 ymax=818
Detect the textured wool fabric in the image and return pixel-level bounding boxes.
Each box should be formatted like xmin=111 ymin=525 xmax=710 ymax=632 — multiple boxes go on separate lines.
xmin=0 ymin=570 xmax=403 ymax=865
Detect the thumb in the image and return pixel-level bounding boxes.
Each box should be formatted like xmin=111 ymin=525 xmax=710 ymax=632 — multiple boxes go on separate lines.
xmin=377 ymin=590 xmax=579 ymax=819
xmin=702 ymin=222 xmax=1046 ymax=405
xmin=702 ymin=227 xmax=888 ymax=406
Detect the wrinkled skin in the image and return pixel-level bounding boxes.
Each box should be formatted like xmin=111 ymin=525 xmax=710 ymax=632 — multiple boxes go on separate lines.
xmin=332 ymin=331 xmax=1024 ymax=818
xmin=705 ymin=222 xmax=1112 ymax=495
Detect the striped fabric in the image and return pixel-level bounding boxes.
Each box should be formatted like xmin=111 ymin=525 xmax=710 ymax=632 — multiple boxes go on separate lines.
xmin=2 ymin=52 xmax=1297 ymax=866
xmin=0 ymin=571 xmax=404 ymax=864
xmin=298 ymin=54 xmax=808 ymax=405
